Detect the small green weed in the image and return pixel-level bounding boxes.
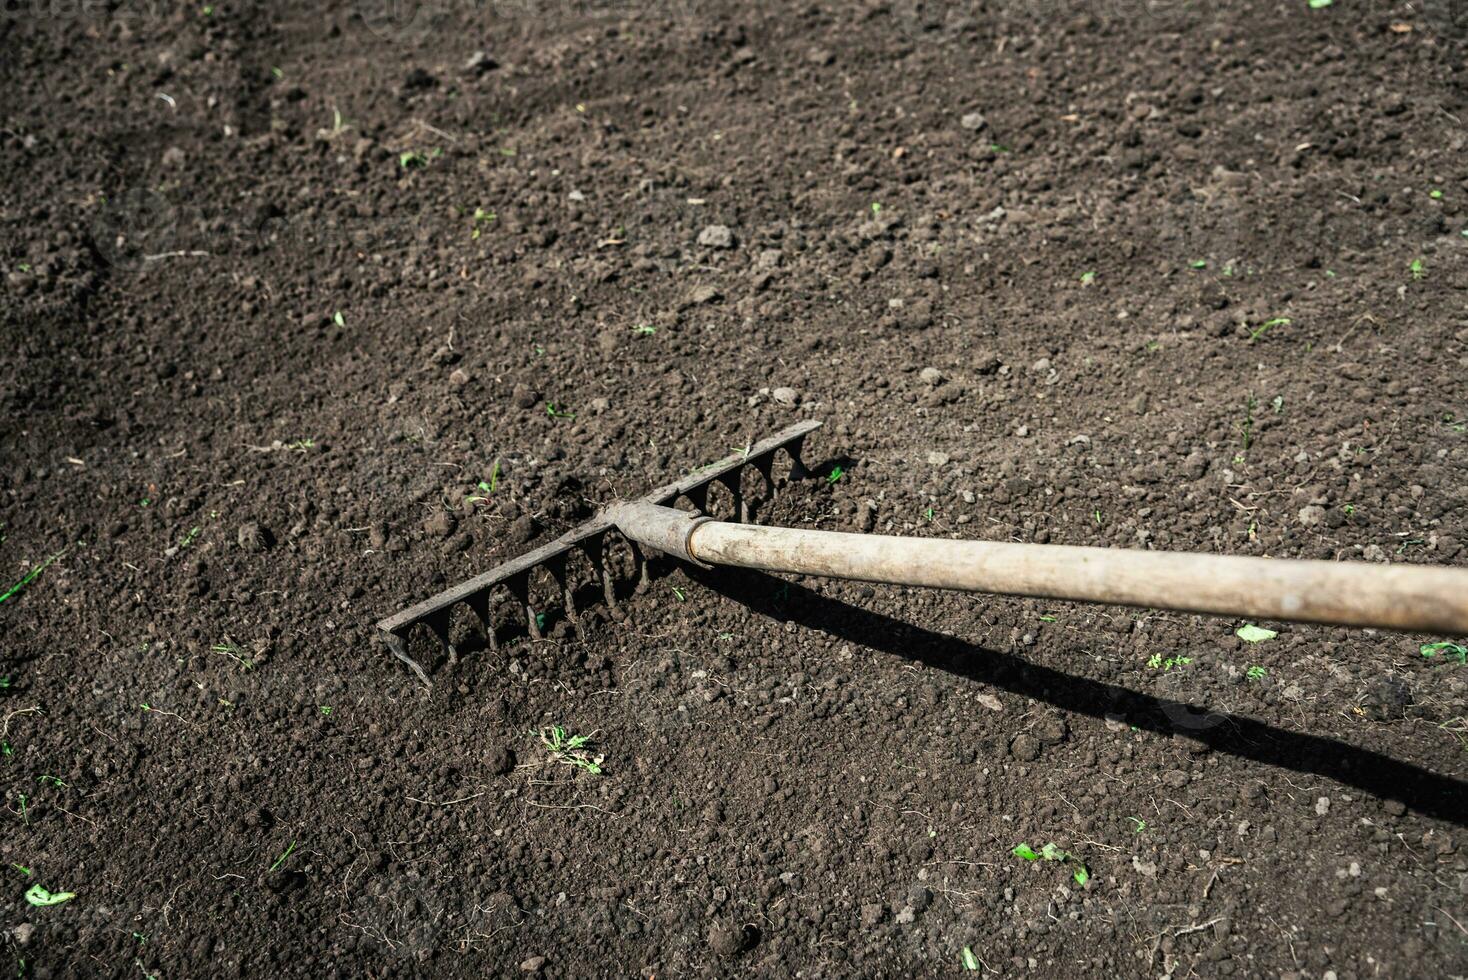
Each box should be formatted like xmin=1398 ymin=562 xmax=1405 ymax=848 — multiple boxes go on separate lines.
xmin=1420 ymin=642 xmax=1467 ymax=665
xmin=534 ymin=726 xmax=603 ymax=774
xmin=1128 ymin=816 xmax=1147 ymax=833
xmin=1013 ymin=841 xmax=1090 ymax=885
xmin=545 ymin=402 xmax=575 ymax=420
xmin=268 ymin=840 xmax=297 ymax=873
xmin=1246 ymin=665 xmax=1267 ymax=680
xmin=1249 ymin=317 xmax=1290 ymax=343
xmin=471 ymin=207 xmax=496 ymax=239
xmin=24 ymin=884 xmax=74 ymax=907
xmin=1409 ymin=258 xmax=1425 ymax=281
xmin=1146 ymin=654 xmax=1192 ymax=671
xmin=399 ymin=148 xmax=442 ymax=170
xmin=961 ymin=947 xmax=980 ymax=971
xmin=0 ymin=549 xmax=67 ymax=606
xmin=827 ymin=465 xmax=845 ymax=484
xmin=1079 ymin=270 xmax=1097 ymax=285
xmin=632 ymin=323 xmax=657 ymax=336
xmin=467 ymin=460 xmax=501 ymax=504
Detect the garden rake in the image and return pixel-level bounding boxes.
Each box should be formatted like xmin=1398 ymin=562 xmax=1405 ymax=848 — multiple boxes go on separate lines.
xmin=379 ymin=420 xmax=1468 ymax=684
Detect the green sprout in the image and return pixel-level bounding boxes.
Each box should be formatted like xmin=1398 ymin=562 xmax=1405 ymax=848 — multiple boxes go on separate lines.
xmin=1079 ymin=271 xmax=1097 ymax=285
xmin=870 ymin=202 xmax=883 ymax=215
xmin=632 ymin=323 xmax=657 ymax=336
xmin=961 ymin=947 xmax=980 ymax=971
xmin=0 ymin=548 xmax=67 ymax=606
xmin=17 ymin=793 xmax=27 ymax=825
xmin=1429 ymin=189 xmax=1443 ymax=200
xmin=1249 ymin=317 xmax=1290 ymax=343
xmin=37 ymin=775 xmax=66 ymax=789
xmin=534 ymin=726 xmax=603 ymax=774
xmin=1038 ymin=614 xmax=1057 ymax=623
xmin=1189 ymin=259 xmax=1207 ymax=269
xmin=467 ymin=460 xmax=502 ymax=504
xmin=1146 ymin=654 xmax=1192 ymax=671
xmin=268 ymin=840 xmax=297 ymax=873
xmin=471 ymin=207 xmax=496 ymax=239
xmin=11 ymin=864 xmax=31 ymax=876
xmin=1013 ymin=841 xmax=1090 ymax=885
xmin=399 ymin=148 xmax=441 ymax=170
xmin=1307 ymin=0 xmax=1332 ymax=8
xmin=545 ymin=403 xmax=575 ymax=420
xmin=333 ymin=311 xmax=345 ymax=328
xmin=1420 ymin=642 xmax=1467 ymax=665
xmin=1246 ymin=665 xmax=1267 ymax=680
xmin=1409 ymin=258 xmax=1425 ymax=281
xmin=671 ymin=587 xmax=686 ymax=602
xmin=212 ymin=642 xmax=255 ymax=672
xmin=1128 ymin=816 xmax=1146 ymax=833
xmin=24 ymin=884 xmax=74 ymax=907
xmin=827 ymin=465 xmax=845 ymax=484
xmin=319 ymin=706 xmax=332 ymax=716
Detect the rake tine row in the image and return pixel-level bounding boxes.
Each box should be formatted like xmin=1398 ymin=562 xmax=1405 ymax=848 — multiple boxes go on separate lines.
xmin=378 ymin=420 xmax=821 ymax=685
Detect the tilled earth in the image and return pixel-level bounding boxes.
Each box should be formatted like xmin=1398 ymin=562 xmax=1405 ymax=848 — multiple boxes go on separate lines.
xmin=4 ymin=0 xmax=1468 ymax=976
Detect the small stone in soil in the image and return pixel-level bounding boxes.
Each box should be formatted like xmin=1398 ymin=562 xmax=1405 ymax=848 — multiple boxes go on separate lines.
xmin=960 ymin=111 xmax=987 ymax=131
xmin=772 ymin=386 xmax=800 ymax=405
xmin=919 ymin=366 xmax=944 ymax=385
xmin=697 ymin=224 xmax=735 ymax=249
xmin=1010 ymin=733 xmax=1041 ymax=761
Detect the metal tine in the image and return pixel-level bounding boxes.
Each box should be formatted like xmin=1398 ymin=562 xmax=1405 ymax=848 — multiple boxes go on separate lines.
xmin=424 ymin=611 xmax=456 ymax=666
xmin=630 ymin=541 xmax=650 ymax=593
xmin=506 ymin=574 xmax=539 ymax=640
xmin=786 ymin=435 xmax=811 ymax=481
xmin=382 ymin=630 xmax=432 ymax=687
xmin=752 ymin=453 xmax=776 ymax=499
xmin=684 ymin=484 xmax=709 ymax=514
xmin=718 ymin=473 xmax=746 ymax=523
xmin=592 ymin=535 xmax=618 ymax=608
xmin=546 ymin=553 xmax=577 ymax=628
xmin=467 ymin=591 xmax=497 ymax=655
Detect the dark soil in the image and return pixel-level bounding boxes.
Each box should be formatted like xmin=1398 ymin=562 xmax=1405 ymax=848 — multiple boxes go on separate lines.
xmin=4 ymin=0 xmax=1468 ymax=976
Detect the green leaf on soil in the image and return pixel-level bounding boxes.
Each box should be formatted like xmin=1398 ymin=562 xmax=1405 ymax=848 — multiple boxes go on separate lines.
xmin=24 ymin=884 xmax=75 ymax=907
xmin=961 ymin=946 xmax=980 ymax=971
xmin=1073 ymin=865 xmax=1090 ymax=885
xmin=1420 ymin=642 xmax=1468 ymax=664
xmin=1236 ymin=624 xmax=1277 ymax=643
xmin=1039 ymin=842 xmax=1068 ymax=862
xmin=0 ymin=549 xmax=66 ymax=606
xmin=1012 ymin=843 xmax=1039 ymax=861
xmin=333 ymin=311 xmax=345 ymax=327
xmin=1307 ymin=0 xmax=1332 ymax=7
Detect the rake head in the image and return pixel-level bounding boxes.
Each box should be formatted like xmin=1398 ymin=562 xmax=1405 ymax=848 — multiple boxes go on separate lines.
xmin=378 ymin=420 xmax=821 ymax=684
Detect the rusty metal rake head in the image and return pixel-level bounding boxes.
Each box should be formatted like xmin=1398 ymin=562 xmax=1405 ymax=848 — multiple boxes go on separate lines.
xmin=378 ymin=420 xmax=821 ymax=684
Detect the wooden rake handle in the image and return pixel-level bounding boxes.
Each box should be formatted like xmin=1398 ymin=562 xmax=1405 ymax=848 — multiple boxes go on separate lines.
xmin=609 ymin=501 xmax=1468 ymax=635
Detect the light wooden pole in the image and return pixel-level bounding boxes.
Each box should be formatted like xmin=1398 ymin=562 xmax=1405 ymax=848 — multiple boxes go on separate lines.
xmin=609 ymin=501 xmax=1468 ymax=635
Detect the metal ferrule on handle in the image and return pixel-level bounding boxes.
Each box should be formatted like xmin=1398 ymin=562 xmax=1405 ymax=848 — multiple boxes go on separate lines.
xmin=610 ymin=501 xmax=1468 ymax=635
